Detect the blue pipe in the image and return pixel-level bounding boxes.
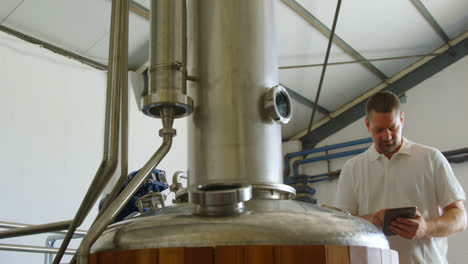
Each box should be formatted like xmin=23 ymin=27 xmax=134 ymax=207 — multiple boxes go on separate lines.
xmin=284 ymin=173 xmax=339 ymax=185
xmin=292 ymin=147 xmax=368 ymax=176
xmin=284 ymin=138 xmax=372 ymax=175
xmin=285 ymin=177 xmax=332 ymax=185
xmin=285 ymin=170 xmax=340 ymax=181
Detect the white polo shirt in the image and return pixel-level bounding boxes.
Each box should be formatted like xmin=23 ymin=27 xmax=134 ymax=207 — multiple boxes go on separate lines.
xmin=335 ymin=137 xmax=465 ymax=264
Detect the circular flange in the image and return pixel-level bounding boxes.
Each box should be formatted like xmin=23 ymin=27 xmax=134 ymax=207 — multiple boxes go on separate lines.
xmin=142 ymin=91 xmax=193 ymax=118
xmin=264 ymin=85 xmax=293 ymax=124
xmin=251 ymin=183 xmax=296 ymax=200
xmin=189 ymin=184 xmax=252 ymax=216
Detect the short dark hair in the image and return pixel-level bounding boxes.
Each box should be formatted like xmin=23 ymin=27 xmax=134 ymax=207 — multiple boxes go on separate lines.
xmin=366 ymin=91 xmax=401 ymax=120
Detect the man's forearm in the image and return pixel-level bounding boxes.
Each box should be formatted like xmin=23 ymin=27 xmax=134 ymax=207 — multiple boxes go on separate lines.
xmin=426 ymin=204 xmax=467 ymax=237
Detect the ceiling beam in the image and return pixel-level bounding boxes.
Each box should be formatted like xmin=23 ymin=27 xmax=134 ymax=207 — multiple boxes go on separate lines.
xmin=0 ymin=2 xmax=150 ymax=71
xmin=409 ymin=0 xmax=450 ymax=43
xmin=0 ymin=25 xmax=107 ymax=70
xmin=282 ymin=0 xmax=389 ymax=81
xmin=295 ymin=33 xmax=468 ymax=149
xmin=280 ymin=83 xmax=331 ymax=115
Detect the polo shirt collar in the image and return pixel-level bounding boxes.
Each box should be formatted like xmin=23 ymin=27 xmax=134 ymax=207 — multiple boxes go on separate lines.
xmin=368 ymin=137 xmax=411 ymax=161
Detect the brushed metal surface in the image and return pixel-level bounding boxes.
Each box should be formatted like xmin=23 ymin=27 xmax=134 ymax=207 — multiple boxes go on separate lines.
xmin=143 ymin=0 xmax=193 ymax=118
xmin=187 ymin=0 xmax=285 ymax=188
xmin=91 ymin=200 xmax=389 ymax=252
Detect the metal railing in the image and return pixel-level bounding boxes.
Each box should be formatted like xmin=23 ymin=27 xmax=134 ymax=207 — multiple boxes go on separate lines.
xmin=0 ymin=220 xmax=86 ymax=263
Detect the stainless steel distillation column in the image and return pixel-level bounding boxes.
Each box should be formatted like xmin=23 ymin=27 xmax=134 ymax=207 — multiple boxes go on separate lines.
xmin=187 ymin=0 xmax=295 ymax=211
xmin=88 ymin=1 xmax=393 ymax=263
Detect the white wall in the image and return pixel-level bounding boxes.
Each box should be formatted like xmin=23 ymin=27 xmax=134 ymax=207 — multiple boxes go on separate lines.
xmin=0 ymin=31 xmax=187 ymax=263
xmin=283 ymin=56 xmax=468 ymax=263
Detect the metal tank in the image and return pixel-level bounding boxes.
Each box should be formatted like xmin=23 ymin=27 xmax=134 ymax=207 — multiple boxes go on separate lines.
xmin=89 ymin=0 xmax=396 ymax=263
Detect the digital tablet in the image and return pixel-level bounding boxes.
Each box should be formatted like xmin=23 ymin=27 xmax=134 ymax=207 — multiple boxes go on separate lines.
xmin=382 ymin=206 xmax=417 ymax=236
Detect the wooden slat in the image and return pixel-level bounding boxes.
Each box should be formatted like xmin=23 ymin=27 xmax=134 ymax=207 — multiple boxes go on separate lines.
xmin=89 ymin=252 xmax=98 ymax=264
xmin=90 ymin=245 xmax=394 ymax=264
xmin=274 ymin=245 xmax=326 ymax=264
xmin=244 ymin=246 xmax=274 ymax=264
xmin=327 ymin=245 xmax=349 ymax=264
xmin=184 ymin=247 xmax=213 ymax=264
xmin=215 ymin=246 xmax=244 ymax=264
xmin=159 ymin=247 xmax=184 ymax=264
xmin=134 ymin=249 xmax=159 ymax=264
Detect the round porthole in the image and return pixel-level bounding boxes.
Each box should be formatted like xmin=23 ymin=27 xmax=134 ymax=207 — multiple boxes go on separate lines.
xmin=264 ymin=85 xmax=293 ymax=124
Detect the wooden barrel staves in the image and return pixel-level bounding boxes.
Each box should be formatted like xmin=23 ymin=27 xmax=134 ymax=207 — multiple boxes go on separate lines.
xmin=90 ymin=245 xmax=398 ymax=264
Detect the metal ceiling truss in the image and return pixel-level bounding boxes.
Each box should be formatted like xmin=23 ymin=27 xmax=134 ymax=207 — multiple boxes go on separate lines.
xmin=280 ymin=83 xmax=330 ymax=115
xmin=283 ymin=0 xmax=465 ymax=149
xmin=281 ymin=0 xmax=389 ymax=81
xmin=0 ymin=24 xmax=107 ymax=70
xmin=299 ymin=34 xmax=468 ymax=149
xmin=409 ymin=0 xmax=450 ymax=43
xmin=0 ymin=0 xmax=147 ymax=72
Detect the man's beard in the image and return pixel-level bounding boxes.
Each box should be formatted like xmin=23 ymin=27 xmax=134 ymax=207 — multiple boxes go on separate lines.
xmin=379 ymin=140 xmax=398 ymax=153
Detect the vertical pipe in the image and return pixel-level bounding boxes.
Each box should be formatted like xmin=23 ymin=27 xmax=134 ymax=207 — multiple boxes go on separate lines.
xmin=119 ymin=0 xmax=129 ymax=190
xmin=93 ymin=0 xmax=130 ymax=219
xmin=149 ymin=0 xmax=183 ymax=96
xmin=181 ymin=0 xmax=188 ymax=95
xmin=52 ymin=0 xmax=125 ymax=263
xmin=142 ymin=0 xmax=193 ymax=119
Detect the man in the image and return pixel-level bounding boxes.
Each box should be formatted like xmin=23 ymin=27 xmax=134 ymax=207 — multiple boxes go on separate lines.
xmin=335 ymin=91 xmax=466 ymax=264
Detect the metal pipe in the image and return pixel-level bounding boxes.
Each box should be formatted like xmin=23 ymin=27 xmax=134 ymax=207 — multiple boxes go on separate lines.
xmin=44 ymin=234 xmax=64 ymax=264
xmin=292 ymin=147 xmax=368 ymax=176
xmin=286 ymin=170 xmax=340 ymax=181
xmin=443 ymin=148 xmax=468 ymax=164
xmin=0 ymin=221 xmax=87 ymax=236
xmin=442 ymin=148 xmax=468 ymax=157
xmin=78 ymin=124 xmax=175 ymax=264
xmin=96 ymin=0 xmax=130 ymax=218
xmin=0 ymin=243 xmax=76 ymax=255
xmin=129 ymin=0 xmax=150 ymax=20
xmin=283 ymin=137 xmax=372 ymax=176
xmin=44 ymin=233 xmax=86 ymax=264
xmin=284 ymin=170 xmax=341 ymax=185
xmin=306 ymin=0 xmax=342 ymax=135
xmin=52 ymin=0 xmax=127 ymax=263
xmin=182 ymin=0 xmax=188 ymax=95
xmin=0 ymin=220 xmax=72 ymax=239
